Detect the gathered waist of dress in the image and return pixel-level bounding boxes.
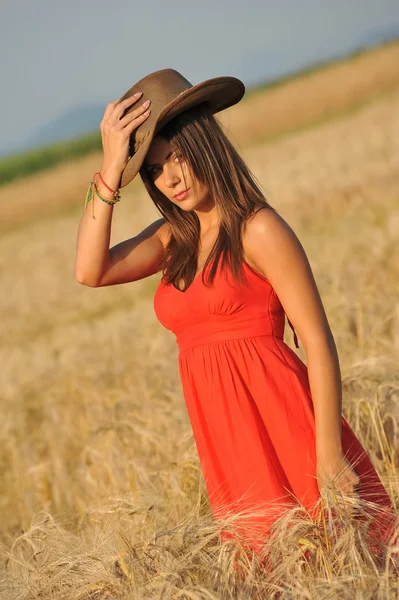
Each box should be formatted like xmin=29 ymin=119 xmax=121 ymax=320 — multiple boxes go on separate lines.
xmin=176 ymin=313 xmax=284 ymax=352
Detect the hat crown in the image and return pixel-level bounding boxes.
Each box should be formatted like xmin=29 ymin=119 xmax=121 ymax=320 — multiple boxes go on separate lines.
xmin=131 ymin=69 xmax=193 ymax=100
xmin=120 ymin=69 xmax=194 ymax=155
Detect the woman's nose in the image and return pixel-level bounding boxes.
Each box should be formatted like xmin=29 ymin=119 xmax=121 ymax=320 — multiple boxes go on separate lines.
xmin=163 ymin=163 xmax=180 ymax=187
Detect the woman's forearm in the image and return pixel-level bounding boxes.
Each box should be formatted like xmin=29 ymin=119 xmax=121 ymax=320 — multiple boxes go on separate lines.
xmin=306 ymin=337 xmax=343 ymax=459
xmin=74 ymin=165 xmax=122 ymax=286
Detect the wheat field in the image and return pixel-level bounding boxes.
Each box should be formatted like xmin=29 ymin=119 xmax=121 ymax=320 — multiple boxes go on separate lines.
xmin=0 ymin=43 xmax=399 ymax=599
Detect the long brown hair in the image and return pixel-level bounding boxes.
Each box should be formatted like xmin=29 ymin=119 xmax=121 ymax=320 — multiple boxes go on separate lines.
xmin=139 ymin=102 xmax=276 ymax=292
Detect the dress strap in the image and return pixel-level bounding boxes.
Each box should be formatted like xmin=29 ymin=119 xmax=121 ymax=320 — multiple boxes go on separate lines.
xmin=287 ymin=317 xmax=300 ymax=348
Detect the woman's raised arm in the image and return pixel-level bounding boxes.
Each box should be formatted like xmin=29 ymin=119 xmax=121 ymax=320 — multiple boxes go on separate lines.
xmin=75 ymin=92 xmax=157 ymax=287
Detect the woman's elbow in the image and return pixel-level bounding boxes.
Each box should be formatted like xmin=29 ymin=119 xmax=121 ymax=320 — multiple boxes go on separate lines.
xmin=74 ymin=269 xmax=100 ymax=287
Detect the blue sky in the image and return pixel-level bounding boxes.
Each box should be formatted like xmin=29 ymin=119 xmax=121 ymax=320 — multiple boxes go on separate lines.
xmin=1 ymin=0 xmax=399 ymax=156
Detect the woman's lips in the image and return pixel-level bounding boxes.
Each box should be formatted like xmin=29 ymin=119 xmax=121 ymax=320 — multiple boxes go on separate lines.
xmin=174 ymin=188 xmax=190 ymax=201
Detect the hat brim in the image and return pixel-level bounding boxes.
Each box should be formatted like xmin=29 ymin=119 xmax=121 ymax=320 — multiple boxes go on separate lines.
xmin=120 ymin=76 xmax=245 ymax=188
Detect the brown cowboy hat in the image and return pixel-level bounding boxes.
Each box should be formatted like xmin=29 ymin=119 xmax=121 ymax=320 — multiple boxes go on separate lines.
xmin=117 ymin=68 xmax=245 ymax=188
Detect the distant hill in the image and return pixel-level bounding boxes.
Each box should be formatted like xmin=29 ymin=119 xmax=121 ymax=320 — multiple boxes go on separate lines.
xmin=0 ymin=104 xmax=105 ymax=158
xmin=25 ymin=104 xmax=105 ymax=151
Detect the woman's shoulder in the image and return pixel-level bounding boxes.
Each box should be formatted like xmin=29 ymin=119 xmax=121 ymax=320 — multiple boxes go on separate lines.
xmin=243 ymin=205 xmax=283 ymax=231
xmin=242 ymin=206 xmax=300 ymax=260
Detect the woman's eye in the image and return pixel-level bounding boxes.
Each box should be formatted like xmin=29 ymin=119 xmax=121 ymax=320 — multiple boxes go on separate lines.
xmin=147 ymin=153 xmax=182 ymax=177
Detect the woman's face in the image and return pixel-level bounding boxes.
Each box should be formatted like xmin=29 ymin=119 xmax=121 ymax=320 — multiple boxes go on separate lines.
xmin=143 ymin=136 xmax=212 ymax=211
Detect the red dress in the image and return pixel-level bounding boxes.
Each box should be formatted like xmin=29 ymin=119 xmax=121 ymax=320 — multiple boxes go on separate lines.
xmin=154 ymin=257 xmax=398 ymax=557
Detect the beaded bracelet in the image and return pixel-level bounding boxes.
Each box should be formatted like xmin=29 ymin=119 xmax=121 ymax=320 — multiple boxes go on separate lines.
xmin=93 ymin=182 xmax=121 ymax=204
xmin=84 ymin=175 xmax=121 ymax=220
xmin=93 ymin=171 xmax=121 ymax=200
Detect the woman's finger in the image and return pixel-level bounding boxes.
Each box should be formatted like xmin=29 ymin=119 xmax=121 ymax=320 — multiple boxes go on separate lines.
xmin=118 ymin=100 xmax=151 ymax=127
xmin=111 ymin=93 xmax=144 ymax=123
xmin=124 ymin=108 xmax=151 ymax=136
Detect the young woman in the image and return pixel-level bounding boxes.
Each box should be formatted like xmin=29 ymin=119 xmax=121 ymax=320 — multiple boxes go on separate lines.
xmin=75 ymin=69 xmax=397 ymax=560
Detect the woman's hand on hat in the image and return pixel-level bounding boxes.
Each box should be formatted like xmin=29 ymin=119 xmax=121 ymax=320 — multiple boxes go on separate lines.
xmin=100 ymin=93 xmax=151 ymax=173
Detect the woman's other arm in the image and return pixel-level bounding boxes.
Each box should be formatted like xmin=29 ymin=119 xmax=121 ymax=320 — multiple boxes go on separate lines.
xmin=243 ymin=208 xmax=342 ymax=460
